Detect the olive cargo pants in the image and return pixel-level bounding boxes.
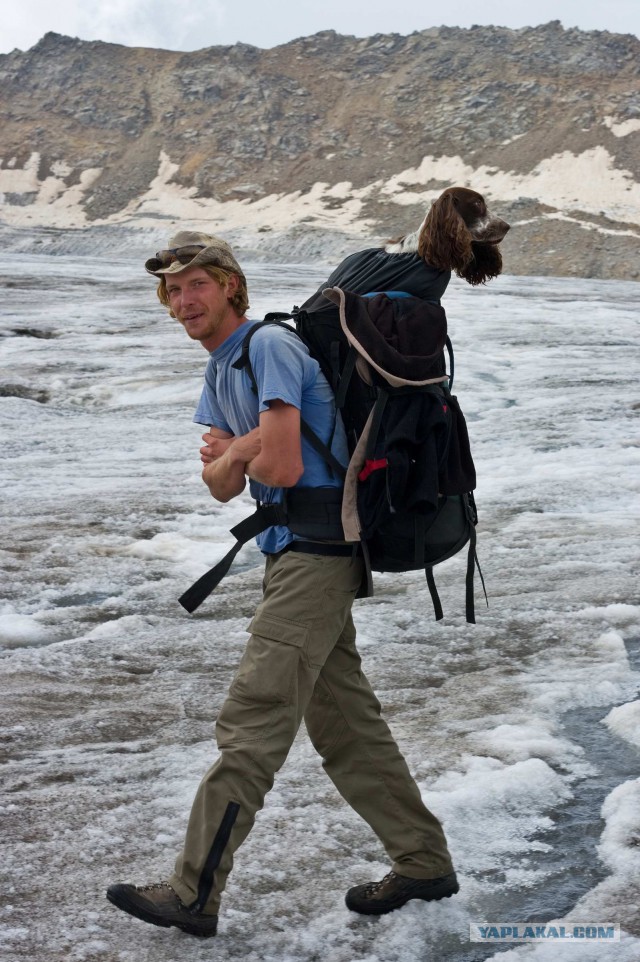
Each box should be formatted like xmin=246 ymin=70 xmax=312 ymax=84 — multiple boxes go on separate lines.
xmin=169 ymin=550 xmax=454 ymax=914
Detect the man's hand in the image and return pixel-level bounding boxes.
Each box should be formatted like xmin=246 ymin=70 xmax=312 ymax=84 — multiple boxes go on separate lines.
xmin=200 ymin=427 xmax=262 ymax=502
xmin=200 ymin=433 xmax=233 ymax=464
xmin=228 ymin=427 xmax=262 ymax=466
xmin=200 ymin=432 xmax=234 ymax=464
xmin=200 ymin=402 xmax=303 ymax=501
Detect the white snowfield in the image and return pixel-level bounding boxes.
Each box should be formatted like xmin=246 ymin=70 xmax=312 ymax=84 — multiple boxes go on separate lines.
xmin=0 ymin=253 xmax=639 ymax=960
xmin=1 ymin=145 xmax=639 ymax=237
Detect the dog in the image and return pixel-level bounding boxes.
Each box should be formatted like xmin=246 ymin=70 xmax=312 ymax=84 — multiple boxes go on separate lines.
xmin=386 ymin=187 xmax=510 ymax=286
xmin=301 ymin=187 xmax=510 ymax=316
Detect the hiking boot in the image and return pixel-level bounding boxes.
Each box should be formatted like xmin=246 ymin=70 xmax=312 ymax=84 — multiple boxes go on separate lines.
xmin=106 ymin=881 xmax=218 ymax=938
xmin=345 ymin=870 xmax=459 ymax=915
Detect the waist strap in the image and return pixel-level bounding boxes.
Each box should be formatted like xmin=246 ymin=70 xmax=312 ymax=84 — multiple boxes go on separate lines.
xmin=179 ymin=488 xmax=346 ymax=613
xmin=285 ymin=486 xmax=344 ymax=541
xmin=282 ymin=541 xmax=358 ymax=558
xmin=178 ymin=503 xmax=287 ymax=613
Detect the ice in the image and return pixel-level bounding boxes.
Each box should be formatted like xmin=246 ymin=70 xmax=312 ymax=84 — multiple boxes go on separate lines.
xmin=603 ymin=701 xmax=640 ymax=748
xmin=1 ymin=249 xmax=639 ymax=959
xmin=598 ymin=778 xmax=640 ymax=876
xmin=0 ymin=604 xmax=51 ymax=648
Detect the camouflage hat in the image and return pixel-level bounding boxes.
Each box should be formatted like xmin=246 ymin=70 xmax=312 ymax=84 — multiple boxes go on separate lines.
xmin=145 ymin=230 xmax=245 ymax=278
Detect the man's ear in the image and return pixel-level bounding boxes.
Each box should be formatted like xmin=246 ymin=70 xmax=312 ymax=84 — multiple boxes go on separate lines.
xmin=226 ymin=273 xmax=240 ymax=294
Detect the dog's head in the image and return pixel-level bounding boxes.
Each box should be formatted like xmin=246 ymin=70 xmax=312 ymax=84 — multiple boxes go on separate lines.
xmin=436 ymin=187 xmax=510 ymax=245
xmin=420 ymin=187 xmax=510 ymax=285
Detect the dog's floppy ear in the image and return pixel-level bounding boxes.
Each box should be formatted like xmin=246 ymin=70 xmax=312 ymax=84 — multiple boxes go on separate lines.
xmin=459 ymin=242 xmax=503 ymax=286
xmin=418 ymin=192 xmax=473 ymax=274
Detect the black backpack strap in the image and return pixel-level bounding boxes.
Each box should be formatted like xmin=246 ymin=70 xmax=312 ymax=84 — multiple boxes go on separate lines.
xmin=446 ymin=335 xmax=454 ymax=389
xmin=463 ymin=496 xmax=488 ymax=624
xmin=465 ymin=537 xmax=488 ymax=625
xmin=299 ymin=420 xmax=347 ymax=480
xmin=423 ymin=495 xmax=487 ymax=623
xmin=425 ymin=567 xmax=444 ymax=621
xmin=364 ymin=388 xmax=390 ymax=460
xmin=465 ymin=530 xmax=477 ymax=625
xmin=333 ymin=344 xmax=358 ymax=410
xmin=178 ymin=503 xmax=288 ymax=613
xmin=232 ymin=318 xmax=346 ymax=481
xmin=231 ymin=318 xmax=295 ymax=392
xmin=359 ymin=539 xmax=374 ymax=599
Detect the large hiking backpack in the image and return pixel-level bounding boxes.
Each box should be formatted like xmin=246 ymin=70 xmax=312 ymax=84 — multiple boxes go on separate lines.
xmin=179 ymin=287 xmax=485 ymax=622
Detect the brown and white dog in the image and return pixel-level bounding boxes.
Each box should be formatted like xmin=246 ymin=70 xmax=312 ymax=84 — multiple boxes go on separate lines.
xmin=386 ymin=187 xmax=510 ymax=285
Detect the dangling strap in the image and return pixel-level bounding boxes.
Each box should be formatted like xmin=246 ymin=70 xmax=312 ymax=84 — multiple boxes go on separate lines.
xmin=423 ymin=494 xmax=488 ymax=623
xmin=178 ymin=503 xmax=288 ymax=613
xmin=463 ymin=520 xmax=489 ymax=625
xmin=465 ymin=534 xmax=476 ymax=625
xmin=425 ymin=567 xmax=444 ymax=621
xmin=359 ymin=539 xmax=374 ymax=599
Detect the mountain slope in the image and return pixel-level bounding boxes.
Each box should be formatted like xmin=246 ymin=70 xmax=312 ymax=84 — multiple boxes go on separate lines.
xmin=1 ymin=23 xmax=639 ymax=277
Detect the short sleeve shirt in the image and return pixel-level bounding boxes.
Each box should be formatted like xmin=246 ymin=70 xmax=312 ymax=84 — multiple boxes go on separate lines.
xmin=194 ymin=320 xmax=349 ymax=553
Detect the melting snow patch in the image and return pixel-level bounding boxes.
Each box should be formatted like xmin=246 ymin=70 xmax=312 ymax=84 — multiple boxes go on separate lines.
xmin=598 ymin=778 xmax=640 ymax=876
xmin=602 ymin=701 xmax=640 ymax=748
xmin=0 ymin=606 xmax=50 ymax=648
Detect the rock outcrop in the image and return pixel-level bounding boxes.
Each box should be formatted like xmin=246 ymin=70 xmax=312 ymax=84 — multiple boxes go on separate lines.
xmin=1 ymin=23 xmax=639 ymax=277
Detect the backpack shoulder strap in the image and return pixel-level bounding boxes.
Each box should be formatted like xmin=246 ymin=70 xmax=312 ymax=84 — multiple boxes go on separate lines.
xmin=232 ymin=316 xmax=347 ymax=481
xmin=231 ymin=317 xmax=295 ymax=392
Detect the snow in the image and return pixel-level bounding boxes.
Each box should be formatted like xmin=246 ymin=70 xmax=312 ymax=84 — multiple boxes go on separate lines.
xmin=2 ymin=145 xmax=640 ymax=234
xmin=0 ymin=251 xmax=639 ymax=959
xmin=603 ymin=701 xmax=640 ymax=748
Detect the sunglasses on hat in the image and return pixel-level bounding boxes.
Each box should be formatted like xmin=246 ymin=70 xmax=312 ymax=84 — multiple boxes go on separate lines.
xmin=146 ymin=245 xmax=206 ymax=273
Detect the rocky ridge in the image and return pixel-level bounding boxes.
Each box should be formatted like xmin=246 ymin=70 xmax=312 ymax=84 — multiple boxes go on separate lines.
xmin=0 ymin=23 xmax=639 ymax=278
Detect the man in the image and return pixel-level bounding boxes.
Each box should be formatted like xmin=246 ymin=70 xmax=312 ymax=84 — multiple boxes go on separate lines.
xmin=106 ymin=231 xmax=459 ymax=938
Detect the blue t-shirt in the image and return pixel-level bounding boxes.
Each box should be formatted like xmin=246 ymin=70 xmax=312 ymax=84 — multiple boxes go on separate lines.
xmin=194 ymin=320 xmax=348 ymax=553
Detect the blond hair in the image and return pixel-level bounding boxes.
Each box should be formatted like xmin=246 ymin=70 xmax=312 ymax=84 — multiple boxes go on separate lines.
xmin=157 ymin=265 xmax=249 ymax=317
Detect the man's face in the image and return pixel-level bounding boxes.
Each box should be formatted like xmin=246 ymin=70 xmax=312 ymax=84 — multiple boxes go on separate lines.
xmin=165 ymin=266 xmax=238 ymax=349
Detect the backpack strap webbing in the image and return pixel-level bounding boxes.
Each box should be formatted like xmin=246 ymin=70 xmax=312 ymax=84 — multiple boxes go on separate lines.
xmin=425 ymin=543 xmax=482 ymax=624
xmin=465 ymin=530 xmax=488 ymax=625
xmin=465 ymin=529 xmax=477 ymax=625
xmin=178 ymin=503 xmax=288 ymax=613
xmin=446 ymin=335 xmax=455 ymax=389
xmin=425 ymin=567 xmax=444 ymax=621
xmin=424 ymin=494 xmax=488 ymax=624
xmin=333 ymin=344 xmax=358 ymax=409
xmin=299 ymin=420 xmax=346 ymax=480
xmin=232 ymin=319 xmax=347 ymax=481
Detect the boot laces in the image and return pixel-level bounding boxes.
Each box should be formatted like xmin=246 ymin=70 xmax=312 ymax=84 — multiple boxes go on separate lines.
xmin=364 ymin=871 xmax=398 ymax=896
xmin=138 ymin=882 xmax=173 ymax=893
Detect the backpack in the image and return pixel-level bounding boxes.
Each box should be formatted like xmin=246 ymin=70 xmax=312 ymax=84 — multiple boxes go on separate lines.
xmin=179 ymin=288 xmax=485 ymax=622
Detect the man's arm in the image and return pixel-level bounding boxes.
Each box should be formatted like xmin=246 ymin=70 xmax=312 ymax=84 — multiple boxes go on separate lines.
xmin=246 ymin=400 xmax=304 ymax=488
xmin=201 ymin=427 xmax=256 ymax=503
xmin=200 ymin=400 xmax=303 ymax=502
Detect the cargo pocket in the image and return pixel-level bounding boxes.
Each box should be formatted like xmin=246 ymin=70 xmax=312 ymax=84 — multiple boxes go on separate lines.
xmin=247 ymin=612 xmax=309 ymax=650
xmin=218 ymin=620 xmax=308 ymax=751
xmin=224 ymin=613 xmax=308 ymax=711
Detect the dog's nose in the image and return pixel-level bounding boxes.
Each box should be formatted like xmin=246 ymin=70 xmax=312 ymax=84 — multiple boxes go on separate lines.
xmin=488 ymin=218 xmax=510 ymax=242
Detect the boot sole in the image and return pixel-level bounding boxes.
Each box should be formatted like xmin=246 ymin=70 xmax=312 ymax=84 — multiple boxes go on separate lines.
xmin=106 ymin=888 xmax=218 ymax=938
xmin=346 ymin=880 xmax=460 ymax=915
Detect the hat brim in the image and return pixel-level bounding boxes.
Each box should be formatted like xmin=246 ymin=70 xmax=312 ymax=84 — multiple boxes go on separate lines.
xmin=145 ymin=248 xmax=245 ymax=279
